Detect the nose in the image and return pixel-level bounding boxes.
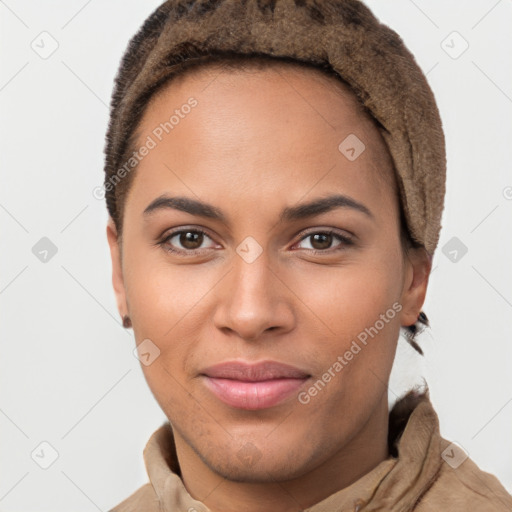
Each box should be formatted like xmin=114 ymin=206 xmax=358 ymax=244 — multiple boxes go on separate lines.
xmin=212 ymin=247 xmax=295 ymax=342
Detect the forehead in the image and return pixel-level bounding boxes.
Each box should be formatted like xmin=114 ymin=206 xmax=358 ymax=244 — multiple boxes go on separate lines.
xmin=128 ymin=61 xmax=397 ymax=220
xmin=146 ymin=59 xmax=378 ymax=136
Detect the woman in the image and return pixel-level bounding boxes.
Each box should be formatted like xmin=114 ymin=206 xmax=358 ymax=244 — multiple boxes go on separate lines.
xmin=103 ymin=1 xmax=512 ymax=510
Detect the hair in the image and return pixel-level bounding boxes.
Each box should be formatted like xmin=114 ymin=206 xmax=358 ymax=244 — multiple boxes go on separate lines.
xmin=106 ymin=44 xmax=430 ymax=356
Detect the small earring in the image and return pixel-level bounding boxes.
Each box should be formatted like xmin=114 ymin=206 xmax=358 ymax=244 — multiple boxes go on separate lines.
xmin=122 ymin=314 xmax=132 ymax=328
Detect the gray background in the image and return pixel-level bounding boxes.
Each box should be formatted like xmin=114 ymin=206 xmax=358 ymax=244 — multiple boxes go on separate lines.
xmin=1 ymin=1 xmax=511 ymax=510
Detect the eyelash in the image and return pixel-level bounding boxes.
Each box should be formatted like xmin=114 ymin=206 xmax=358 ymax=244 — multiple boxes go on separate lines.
xmin=158 ymin=227 xmax=354 ymax=256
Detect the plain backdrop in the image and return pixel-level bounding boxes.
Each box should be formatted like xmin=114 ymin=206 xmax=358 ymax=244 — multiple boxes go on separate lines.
xmin=1 ymin=1 xmax=511 ymax=510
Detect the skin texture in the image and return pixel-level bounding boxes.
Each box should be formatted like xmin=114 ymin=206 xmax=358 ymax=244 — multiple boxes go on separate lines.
xmin=107 ymin=62 xmax=431 ymax=512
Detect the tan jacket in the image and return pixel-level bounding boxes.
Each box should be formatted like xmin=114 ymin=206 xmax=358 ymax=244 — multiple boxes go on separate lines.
xmin=109 ymin=392 xmax=512 ymax=511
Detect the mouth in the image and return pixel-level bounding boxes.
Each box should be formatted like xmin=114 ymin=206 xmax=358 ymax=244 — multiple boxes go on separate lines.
xmin=199 ymin=360 xmax=311 ymax=410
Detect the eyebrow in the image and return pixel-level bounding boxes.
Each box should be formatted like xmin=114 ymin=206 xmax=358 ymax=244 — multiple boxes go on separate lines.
xmin=143 ymin=193 xmax=374 ymax=224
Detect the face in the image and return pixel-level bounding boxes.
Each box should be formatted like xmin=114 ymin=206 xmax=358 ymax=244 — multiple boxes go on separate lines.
xmin=107 ymin=62 xmax=430 ymax=484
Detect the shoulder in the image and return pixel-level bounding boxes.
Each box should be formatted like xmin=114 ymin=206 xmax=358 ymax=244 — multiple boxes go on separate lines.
xmin=108 ymin=482 xmax=160 ymax=512
xmin=415 ymin=454 xmax=512 ymax=511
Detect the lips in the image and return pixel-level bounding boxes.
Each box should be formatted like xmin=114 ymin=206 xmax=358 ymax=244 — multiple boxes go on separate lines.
xmin=200 ymin=360 xmax=311 ymax=410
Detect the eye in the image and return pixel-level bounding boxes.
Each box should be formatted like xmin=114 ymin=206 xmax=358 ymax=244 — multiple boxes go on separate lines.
xmin=293 ymin=230 xmax=354 ymax=253
xmin=159 ymin=228 xmax=217 ymax=254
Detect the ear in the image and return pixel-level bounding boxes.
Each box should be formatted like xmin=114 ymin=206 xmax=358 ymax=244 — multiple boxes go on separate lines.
xmin=399 ymin=247 xmax=432 ymax=327
xmin=106 ymin=216 xmax=128 ymax=320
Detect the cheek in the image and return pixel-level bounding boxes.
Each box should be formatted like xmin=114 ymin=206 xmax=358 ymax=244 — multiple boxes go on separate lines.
xmin=123 ymin=244 xmax=225 ymax=399
xmin=289 ymin=256 xmax=402 ymax=392
xmin=126 ymin=263 xmax=206 ymax=414
xmin=124 ymin=243 xmax=213 ymax=335
xmin=291 ymin=255 xmax=402 ymax=335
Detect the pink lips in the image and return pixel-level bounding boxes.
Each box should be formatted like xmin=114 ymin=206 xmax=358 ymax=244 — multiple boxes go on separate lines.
xmin=200 ymin=360 xmax=310 ymax=410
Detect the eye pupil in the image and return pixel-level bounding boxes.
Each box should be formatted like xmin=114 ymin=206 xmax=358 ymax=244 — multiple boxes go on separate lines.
xmin=181 ymin=231 xmax=203 ymax=249
xmin=311 ymin=233 xmax=332 ymax=250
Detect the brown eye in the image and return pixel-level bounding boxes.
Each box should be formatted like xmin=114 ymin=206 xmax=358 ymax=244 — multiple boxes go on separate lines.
xmin=179 ymin=231 xmax=204 ymax=249
xmin=310 ymin=233 xmax=333 ymax=250
xmin=295 ymin=230 xmax=353 ymax=253
xmin=160 ymin=229 xmax=217 ymax=254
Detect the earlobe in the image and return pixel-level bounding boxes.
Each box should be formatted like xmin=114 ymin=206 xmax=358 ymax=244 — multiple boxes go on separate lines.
xmin=106 ymin=217 xmax=129 ymax=322
xmin=400 ymin=248 xmax=432 ymax=327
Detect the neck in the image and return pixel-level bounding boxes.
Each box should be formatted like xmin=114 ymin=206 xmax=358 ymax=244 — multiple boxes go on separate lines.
xmin=173 ymin=396 xmax=390 ymax=512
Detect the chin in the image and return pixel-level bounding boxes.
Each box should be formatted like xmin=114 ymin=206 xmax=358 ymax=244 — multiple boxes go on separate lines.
xmin=197 ymin=437 xmax=316 ymax=483
xmin=207 ymin=455 xmax=310 ymax=484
